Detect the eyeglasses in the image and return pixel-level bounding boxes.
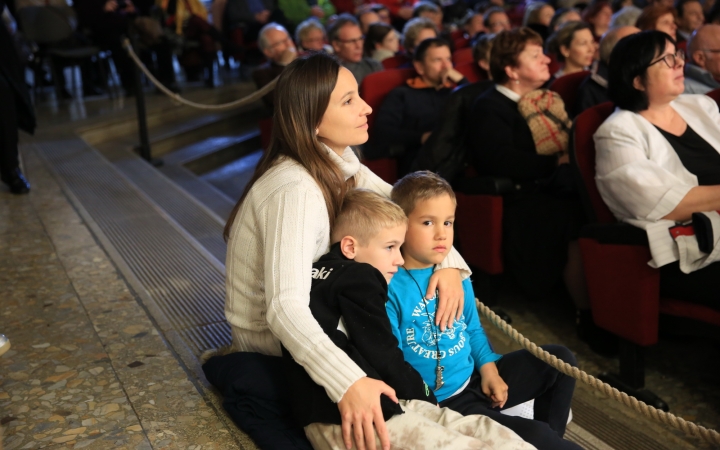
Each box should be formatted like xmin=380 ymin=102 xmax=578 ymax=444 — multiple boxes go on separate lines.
xmin=648 ymin=49 xmax=685 ymax=69
xmin=337 ymin=36 xmax=365 ymax=45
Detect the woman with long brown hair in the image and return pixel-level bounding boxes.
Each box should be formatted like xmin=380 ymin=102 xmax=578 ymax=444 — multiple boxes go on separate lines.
xmin=222 ymin=52 xmax=470 ymax=450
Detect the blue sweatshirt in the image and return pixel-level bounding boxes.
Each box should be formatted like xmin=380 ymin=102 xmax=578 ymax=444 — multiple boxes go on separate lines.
xmin=386 ymin=267 xmax=502 ymax=402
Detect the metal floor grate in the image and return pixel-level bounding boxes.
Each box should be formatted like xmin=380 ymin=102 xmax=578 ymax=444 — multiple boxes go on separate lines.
xmin=35 ymin=139 xmax=231 ymax=355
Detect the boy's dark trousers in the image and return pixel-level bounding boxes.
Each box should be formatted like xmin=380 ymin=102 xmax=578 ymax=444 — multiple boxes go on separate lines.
xmin=439 ymin=344 xmax=582 ymax=450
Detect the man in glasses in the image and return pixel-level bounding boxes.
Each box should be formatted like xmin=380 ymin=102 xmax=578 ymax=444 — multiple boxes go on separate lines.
xmin=328 ymin=14 xmax=383 ymax=84
xmin=684 ymin=24 xmax=720 ymax=94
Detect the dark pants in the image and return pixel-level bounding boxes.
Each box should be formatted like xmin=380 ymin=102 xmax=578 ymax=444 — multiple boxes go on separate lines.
xmin=0 ymin=75 xmax=19 ymax=177
xmin=439 ymin=345 xmax=582 ymax=450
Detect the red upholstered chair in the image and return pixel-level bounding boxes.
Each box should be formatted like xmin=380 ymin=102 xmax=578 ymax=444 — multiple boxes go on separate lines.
xmin=455 ymin=192 xmax=505 ymax=275
xmin=452 ymin=47 xmax=474 ymax=66
xmin=548 ymin=70 xmax=590 ymax=117
xmin=382 ymin=54 xmax=411 ymax=70
xmin=571 ymin=102 xmax=720 ymax=411
xmin=706 ymin=87 xmax=720 ymax=106
xmin=547 ymin=54 xmax=561 ymax=78
xmin=450 ymin=30 xmax=470 ymax=50
xmin=455 ymin=62 xmax=486 ymax=84
xmin=359 ymin=68 xmax=416 ymax=184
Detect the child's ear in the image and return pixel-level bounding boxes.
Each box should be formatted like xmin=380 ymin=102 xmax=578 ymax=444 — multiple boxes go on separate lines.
xmin=339 ymin=236 xmax=359 ymax=259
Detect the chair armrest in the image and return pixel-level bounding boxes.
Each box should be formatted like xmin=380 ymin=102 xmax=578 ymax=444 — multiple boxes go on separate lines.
xmin=579 ymin=222 xmax=649 ymax=246
xmin=453 ymin=176 xmax=517 ymax=195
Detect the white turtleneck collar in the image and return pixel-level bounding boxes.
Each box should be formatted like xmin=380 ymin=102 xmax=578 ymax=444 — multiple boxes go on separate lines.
xmin=321 ymin=143 xmax=361 ymax=180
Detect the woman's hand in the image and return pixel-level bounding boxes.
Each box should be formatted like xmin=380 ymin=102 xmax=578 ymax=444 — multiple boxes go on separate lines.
xmin=427 ymin=268 xmax=464 ymax=331
xmin=338 ymin=377 xmax=398 ymax=450
xmin=480 ymin=363 xmax=508 ymax=408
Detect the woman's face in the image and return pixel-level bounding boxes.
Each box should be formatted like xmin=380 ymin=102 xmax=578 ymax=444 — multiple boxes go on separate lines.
xmin=562 ymin=28 xmax=596 ymax=71
xmin=302 ymin=28 xmax=326 ymax=51
xmin=640 ymin=41 xmax=685 ymax=104
xmin=590 ymin=5 xmax=612 ymax=32
xmin=538 ymin=5 xmax=555 ymax=26
xmin=379 ymin=30 xmax=399 ymax=53
xmin=317 ymin=67 xmax=372 ymax=154
xmin=655 ymin=13 xmax=677 ymax=40
xmin=509 ymin=42 xmax=551 ymax=88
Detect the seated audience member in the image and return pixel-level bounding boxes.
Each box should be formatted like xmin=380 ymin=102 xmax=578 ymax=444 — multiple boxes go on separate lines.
xmin=675 ymin=0 xmax=704 ymax=41
xmin=412 ymin=34 xmax=496 ymax=179
xmin=549 ymin=7 xmax=582 ymax=32
xmin=581 ymin=0 xmax=613 ymax=40
xmin=484 ymin=6 xmax=512 ymax=34
xmin=371 ymin=3 xmax=393 ymax=24
xmin=253 ymin=23 xmax=296 ymax=109
xmin=295 ymin=18 xmax=331 ymax=52
xmin=413 ymin=1 xmax=444 ymax=32
xmin=367 ymin=38 xmax=468 ymax=174
xmin=387 ymin=171 xmax=581 ymax=450
xmin=365 ymin=22 xmax=400 ymax=62
xmin=610 ymin=5 xmax=642 ymax=27
xmin=357 ymin=4 xmax=381 ymax=33
xmin=401 ymin=17 xmax=438 ymax=59
xmin=376 ymin=0 xmax=414 ymax=22
xmin=684 ymin=24 xmax=720 ymax=93
xmin=278 ymin=0 xmax=335 ymax=27
xmin=462 ymin=11 xmax=486 ymax=41
xmin=466 ymin=28 xmax=599 ymax=350
xmin=595 ymin=30 xmax=720 ymax=307
xmin=636 ymin=5 xmax=678 ymax=41
xmin=523 ymin=2 xmax=555 ymax=40
xmin=285 ymin=188 xmax=535 ymax=450
xmin=611 ymin=0 xmax=633 ymax=12
xmin=328 ymin=14 xmax=383 ymax=84
xmin=546 ymin=21 xmax=596 ymax=81
xmin=575 ymin=25 xmax=639 ymax=116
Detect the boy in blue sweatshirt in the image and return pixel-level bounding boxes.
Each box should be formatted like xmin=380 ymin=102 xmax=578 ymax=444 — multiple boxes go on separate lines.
xmin=387 ymin=171 xmax=582 ymax=450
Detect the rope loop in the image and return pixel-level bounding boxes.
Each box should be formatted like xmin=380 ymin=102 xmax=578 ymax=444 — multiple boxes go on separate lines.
xmin=476 ymin=300 xmax=720 ymax=445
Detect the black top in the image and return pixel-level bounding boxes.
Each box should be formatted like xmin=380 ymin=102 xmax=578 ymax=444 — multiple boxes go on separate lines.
xmin=466 ymin=87 xmax=557 ymax=182
xmin=281 ymin=244 xmax=437 ymax=427
xmin=655 ymin=125 xmax=720 ymax=186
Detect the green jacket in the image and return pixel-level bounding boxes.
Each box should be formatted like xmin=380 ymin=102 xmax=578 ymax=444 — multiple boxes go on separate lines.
xmin=278 ymin=0 xmax=335 ymax=26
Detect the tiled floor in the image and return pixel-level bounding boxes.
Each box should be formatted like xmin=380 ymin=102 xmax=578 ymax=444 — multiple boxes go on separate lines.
xmin=0 ymin=145 xmax=241 ymax=449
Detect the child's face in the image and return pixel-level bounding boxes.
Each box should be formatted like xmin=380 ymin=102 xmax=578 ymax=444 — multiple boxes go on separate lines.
xmin=401 ymin=194 xmax=455 ymax=269
xmin=354 ymin=224 xmax=407 ymax=283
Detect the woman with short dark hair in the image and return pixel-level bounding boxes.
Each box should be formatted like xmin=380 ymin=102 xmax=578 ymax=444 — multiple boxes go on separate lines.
xmin=595 ymin=30 xmax=720 ymax=306
xmin=466 ymin=28 xmax=593 ymax=344
xmin=546 ymin=21 xmax=597 ymax=80
xmin=364 ymin=22 xmax=400 ymax=61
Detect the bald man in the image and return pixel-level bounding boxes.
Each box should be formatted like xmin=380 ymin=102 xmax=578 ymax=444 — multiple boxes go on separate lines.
xmin=684 ymin=24 xmax=720 ymax=94
xmin=574 ymin=26 xmax=640 ymax=116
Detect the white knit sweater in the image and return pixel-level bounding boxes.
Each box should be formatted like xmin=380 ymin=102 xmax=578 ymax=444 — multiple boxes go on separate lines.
xmin=225 ymin=145 xmax=470 ymax=402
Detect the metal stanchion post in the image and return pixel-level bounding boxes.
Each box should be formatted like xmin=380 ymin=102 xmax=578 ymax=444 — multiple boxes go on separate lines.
xmin=129 ymin=32 xmax=162 ymax=167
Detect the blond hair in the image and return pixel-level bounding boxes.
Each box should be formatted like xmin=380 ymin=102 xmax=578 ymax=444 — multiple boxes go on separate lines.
xmin=331 ymin=189 xmax=408 ymax=245
xmin=391 ymin=171 xmax=456 ymax=216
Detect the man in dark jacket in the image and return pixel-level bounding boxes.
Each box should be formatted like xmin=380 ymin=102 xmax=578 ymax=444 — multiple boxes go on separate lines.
xmin=1 ymin=0 xmax=34 ymax=194
xmin=367 ymin=37 xmax=467 ymax=175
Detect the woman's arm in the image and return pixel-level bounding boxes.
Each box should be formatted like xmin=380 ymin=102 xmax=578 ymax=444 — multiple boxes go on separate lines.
xmin=663 ymin=185 xmax=720 ymax=222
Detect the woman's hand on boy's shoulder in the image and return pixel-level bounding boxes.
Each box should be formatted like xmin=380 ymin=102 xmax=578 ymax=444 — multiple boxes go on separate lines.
xmin=427 ymin=268 xmax=464 ymax=331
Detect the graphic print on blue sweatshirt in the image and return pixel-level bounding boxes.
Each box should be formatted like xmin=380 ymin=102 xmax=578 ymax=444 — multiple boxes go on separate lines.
xmin=386 ymin=267 xmax=502 ymax=402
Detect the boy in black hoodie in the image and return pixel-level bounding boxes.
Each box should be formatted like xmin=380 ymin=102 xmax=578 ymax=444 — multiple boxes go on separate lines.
xmin=283 ymin=189 xmax=534 ymax=450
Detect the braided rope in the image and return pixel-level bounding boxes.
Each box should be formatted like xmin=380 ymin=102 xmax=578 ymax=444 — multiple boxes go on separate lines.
xmin=121 ymin=38 xmax=277 ymax=110
xmin=476 ymin=299 xmax=720 ymax=445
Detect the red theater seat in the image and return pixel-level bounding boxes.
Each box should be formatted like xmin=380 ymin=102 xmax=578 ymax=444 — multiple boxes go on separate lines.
xmin=452 ymin=47 xmax=474 ymax=66
xmin=359 ymin=68 xmax=416 ymax=184
xmin=571 ymin=102 xmax=720 ymax=412
xmin=548 ymin=70 xmax=590 ymax=117
xmin=382 ymin=54 xmax=411 ymax=70
xmin=455 ymin=62 xmax=486 ymax=84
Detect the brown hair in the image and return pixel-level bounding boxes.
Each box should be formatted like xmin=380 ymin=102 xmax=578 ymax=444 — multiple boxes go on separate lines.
xmin=489 ymin=27 xmax=543 ymax=84
xmin=331 ymin=189 xmax=407 ymax=245
xmin=223 ymin=53 xmax=356 ymax=241
xmin=636 ymin=5 xmax=677 ymax=31
xmin=391 ymin=171 xmax=456 ymax=217
xmin=582 ymin=0 xmax=611 ymax=31
xmin=546 ymin=20 xmax=592 ymax=62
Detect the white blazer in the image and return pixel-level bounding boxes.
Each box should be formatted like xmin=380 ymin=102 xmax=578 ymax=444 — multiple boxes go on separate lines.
xmin=593 ymin=94 xmax=720 ymax=268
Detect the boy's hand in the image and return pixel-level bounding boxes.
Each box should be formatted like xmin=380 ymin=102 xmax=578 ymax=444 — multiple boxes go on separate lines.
xmin=338 ymin=377 xmax=397 ymax=450
xmin=480 ymin=363 xmax=508 ymax=408
xmin=427 ymin=268 xmax=463 ymax=331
